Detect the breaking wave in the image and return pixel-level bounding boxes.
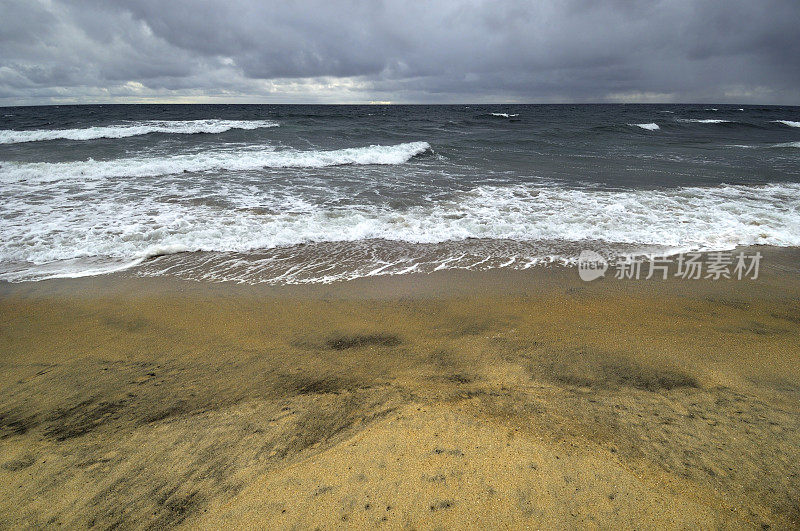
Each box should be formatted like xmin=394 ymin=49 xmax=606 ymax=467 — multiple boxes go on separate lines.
xmin=0 ymin=141 xmax=432 ymax=183
xmin=0 ymin=119 xmax=279 ymax=144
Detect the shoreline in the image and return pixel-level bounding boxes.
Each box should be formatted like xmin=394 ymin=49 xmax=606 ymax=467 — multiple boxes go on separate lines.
xmin=1 ymin=246 xmax=799 ymax=527
xmin=3 ymin=243 xmax=796 ymax=295
xmin=4 ymin=235 xmax=798 ymax=285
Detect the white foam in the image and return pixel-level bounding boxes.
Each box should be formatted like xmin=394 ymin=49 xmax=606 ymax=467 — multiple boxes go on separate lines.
xmin=629 ymin=123 xmax=660 ymax=130
xmin=679 ymin=119 xmax=732 ymax=124
xmin=2 ymin=180 xmax=799 ymax=282
xmin=36 ymin=257 xmax=150 ymax=280
xmin=0 ymin=119 xmax=279 ymax=144
xmin=773 ymin=120 xmax=800 ymax=128
xmin=0 ymin=141 xmax=432 ymax=184
xmin=490 ymin=113 xmax=519 ymax=118
xmin=773 ymin=141 xmax=800 ymax=148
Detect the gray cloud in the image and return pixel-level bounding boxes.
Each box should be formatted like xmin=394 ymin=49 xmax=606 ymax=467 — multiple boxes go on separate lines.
xmin=1 ymin=0 xmax=798 ymax=105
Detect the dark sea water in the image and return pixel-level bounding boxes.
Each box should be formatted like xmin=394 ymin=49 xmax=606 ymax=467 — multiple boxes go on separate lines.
xmin=1 ymin=103 xmax=799 ymax=283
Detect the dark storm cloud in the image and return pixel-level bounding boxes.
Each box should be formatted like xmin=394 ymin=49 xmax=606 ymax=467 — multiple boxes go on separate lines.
xmin=1 ymin=0 xmax=798 ymax=105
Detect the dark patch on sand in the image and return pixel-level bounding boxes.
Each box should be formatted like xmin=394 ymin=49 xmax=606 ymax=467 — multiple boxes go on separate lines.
xmin=90 ymin=475 xmax=209 ymax=529
xmin=275 ymin=374 xmax=366 ymax=397
xmin=705 ymin=297 xmax=752 ymax=311
xmin=723 ymin=321 xmax=790 ymax=336
xmin=429 ymin=499 xmax=454 ymax=511
xmin=444 ymin=373 xmax=473 ymax=384
xmin=1 ymin=455 xmax=36 ymax=471
xmin=149 ymin=491 xmax=204 ymax=528
xmin=269 ymin=398 xmax=398 ymax=459
xmin=429 ymin=348 xmax=456 ymax=368
xmin=141 ymin=400 xmax=199 ymax=424
xmin=0 ymin=411 xmax=36 ymax=437
xmin=325 ymin=333 xmax=402 ymax=350
xmin=532 ymin=349 xmax=698 ymax=392
xmin=771 ymin=307 xmax=800 ymax=324
xmin=313 ymin=485 xmax=334 ymax=496
xmin=44 ymin=398 xmax=128 ymax=441
xmin=433 ymin=447 xmax=464 ymax=457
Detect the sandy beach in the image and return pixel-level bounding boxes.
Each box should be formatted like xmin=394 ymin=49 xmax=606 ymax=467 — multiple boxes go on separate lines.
xmin=3 ymin=1 xmax=800 ymax=527
xmin=1 ymin=247 xmax=799 ymax=528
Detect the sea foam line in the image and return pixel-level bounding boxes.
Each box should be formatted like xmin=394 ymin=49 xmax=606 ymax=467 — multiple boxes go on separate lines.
xmin=0 ymin=119 xmax=279 ymax=144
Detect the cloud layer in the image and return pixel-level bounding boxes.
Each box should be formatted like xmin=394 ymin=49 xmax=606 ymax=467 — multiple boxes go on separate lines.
xmin=1 ymin=0 xmax=798 ymax=105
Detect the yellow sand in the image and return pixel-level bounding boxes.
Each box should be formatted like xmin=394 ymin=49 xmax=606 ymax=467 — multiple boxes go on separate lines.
xmin=1 ymin=249 xmax=799 ymax=528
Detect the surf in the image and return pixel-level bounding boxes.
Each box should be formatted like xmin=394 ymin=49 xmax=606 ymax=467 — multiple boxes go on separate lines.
xmin=0 ymin=141 xmax=432 ymax=183
xmin=0 ymin=119 xmax=279 ymax=144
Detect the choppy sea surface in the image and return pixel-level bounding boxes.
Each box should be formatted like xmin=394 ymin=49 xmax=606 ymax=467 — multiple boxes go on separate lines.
xmin=1 ymin=104 xmax=798 ymax=283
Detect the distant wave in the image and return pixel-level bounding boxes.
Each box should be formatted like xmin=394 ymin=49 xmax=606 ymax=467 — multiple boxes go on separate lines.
xmin=772 ymin=120 xmax=800 ymax=128
xmin=629 ymin=123 xmax=660 ymax=130
xmin=0 ymin=119 xmax=279 ymax=144
xmin=772 ymin=141 xmax=800 ymax=148
xmin=0 ymin=141 xmax=432 ymax=183
xmin=489 ymin=113 xmax=519 ymax=118
xmin=678 ymin=119 xmax=733 ymax=124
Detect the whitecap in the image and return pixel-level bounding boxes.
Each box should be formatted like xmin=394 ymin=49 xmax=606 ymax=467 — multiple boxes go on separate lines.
xmin=0 ymin=119 xmax=279 ymax=144
xmin=629 ymin=123 xmax=660 ymax=130
xmin=679 ymin=119 xmax=732 ymax=124
xmin=772 ymin=141 xmax=800 ymax=148
xmin=0 ymin=141 xmax=432 ymax=184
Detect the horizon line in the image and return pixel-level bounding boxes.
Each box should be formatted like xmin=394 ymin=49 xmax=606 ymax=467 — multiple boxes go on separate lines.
xmin=2 ymin=102 xmax=798 ymax=108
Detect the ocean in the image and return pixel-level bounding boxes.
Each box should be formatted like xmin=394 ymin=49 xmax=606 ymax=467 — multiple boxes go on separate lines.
xmin=1 ymin=103 xmax=798 ymax=284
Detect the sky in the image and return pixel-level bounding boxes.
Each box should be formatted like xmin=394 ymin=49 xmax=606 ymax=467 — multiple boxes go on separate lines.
xmin=1 ymin=0 xmax=799 ymax=106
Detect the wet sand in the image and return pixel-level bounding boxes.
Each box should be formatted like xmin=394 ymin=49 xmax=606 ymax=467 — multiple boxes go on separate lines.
xmin=1 ymin=247 xmax=799 ymax=528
